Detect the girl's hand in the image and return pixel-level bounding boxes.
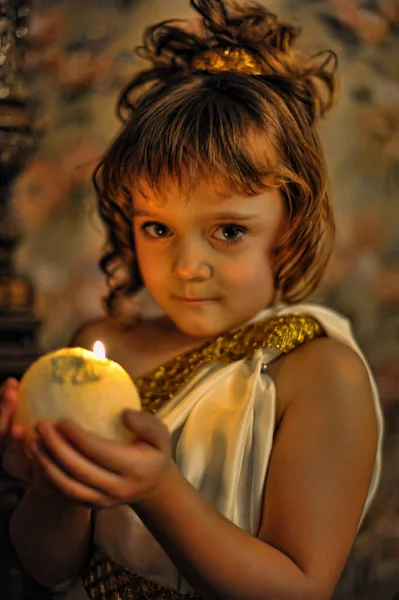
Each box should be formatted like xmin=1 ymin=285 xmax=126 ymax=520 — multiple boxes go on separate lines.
xmin=0 ymin=378 xmax=32 ymax=482
xmin=30 ymin=411 xmax=174 ymax=508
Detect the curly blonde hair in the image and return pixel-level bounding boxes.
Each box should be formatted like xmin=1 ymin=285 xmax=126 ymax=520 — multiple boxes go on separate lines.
xmin=94 ymin=0 xmax=337 ymax=315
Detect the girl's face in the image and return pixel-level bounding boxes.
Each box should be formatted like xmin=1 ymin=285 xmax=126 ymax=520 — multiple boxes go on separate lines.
xmin=132 ymin=180 xmax=285 ymax=338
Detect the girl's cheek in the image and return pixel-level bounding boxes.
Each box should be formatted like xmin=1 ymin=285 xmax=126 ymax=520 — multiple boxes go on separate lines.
xmin=228 ymin=254 xmax=273 ymax=280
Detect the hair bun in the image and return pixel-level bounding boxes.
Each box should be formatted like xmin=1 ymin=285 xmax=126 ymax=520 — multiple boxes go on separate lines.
xmin=192 ymin=0 xmax=338 ymax=122
xmin=121 ymin=0 xmax=337 ymax=124
xmin=192 ymin=0 xmax=297 ymax=48
xmin=192 ymin=0 xmax=230 ymax=34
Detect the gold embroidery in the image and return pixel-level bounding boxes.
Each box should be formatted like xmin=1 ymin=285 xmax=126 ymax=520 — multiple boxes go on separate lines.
xmin=83 ymin=544 xmax=200 ymax=600
xmin=191 ymin=47 xmax=264 ymax=76
xmin=136 ymin=314 xmax=324 ymax=413
xmin=83 ymin=314 xmax=324 ymax=599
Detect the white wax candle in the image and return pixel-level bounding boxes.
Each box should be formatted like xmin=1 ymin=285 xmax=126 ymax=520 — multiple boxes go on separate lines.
xmin=14 ymin=343 xmax=141 ymax=443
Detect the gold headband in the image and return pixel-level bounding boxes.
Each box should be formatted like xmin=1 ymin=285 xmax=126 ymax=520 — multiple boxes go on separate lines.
xmin=191 ymin=47 xmax=264 ymax=76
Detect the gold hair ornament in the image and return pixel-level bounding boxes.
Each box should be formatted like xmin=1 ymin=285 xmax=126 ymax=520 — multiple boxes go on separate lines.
xmin=191 ymin=47 xmax=264 ymax=76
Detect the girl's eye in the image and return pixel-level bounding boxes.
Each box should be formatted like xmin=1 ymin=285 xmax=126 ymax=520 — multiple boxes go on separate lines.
xmin=141 ymin=222 xmax=172 ymax=239
xmin=212 ymin=225 xmax=247 ymax=245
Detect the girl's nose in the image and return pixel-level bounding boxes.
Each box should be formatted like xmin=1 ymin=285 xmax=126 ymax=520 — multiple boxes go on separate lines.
xmin=175 ymin=261 xmax=213 ymax=282
xmin=173 ymin=241 xmax=213 ymax=282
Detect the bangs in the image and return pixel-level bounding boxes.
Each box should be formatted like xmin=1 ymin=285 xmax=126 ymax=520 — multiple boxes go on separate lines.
xmin=105 ymin=78 xmax=284 ymax=200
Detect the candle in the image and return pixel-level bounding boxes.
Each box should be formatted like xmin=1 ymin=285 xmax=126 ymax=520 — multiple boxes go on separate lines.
xmin=14 ymin=341 xmax=141 ymax=443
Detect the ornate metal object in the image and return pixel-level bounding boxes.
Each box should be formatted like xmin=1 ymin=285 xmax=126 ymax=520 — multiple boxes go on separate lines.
xmin=0 ymin=0 xmax=39 ymax=381
xmin=0 ymin=6 xmax=41 ymax=599
xmin=0 ymin=0 xmax=33 ymax=177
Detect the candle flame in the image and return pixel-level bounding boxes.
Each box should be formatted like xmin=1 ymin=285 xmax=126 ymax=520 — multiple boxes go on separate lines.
xmin=93 ymin=340 xmax=106 ymax=359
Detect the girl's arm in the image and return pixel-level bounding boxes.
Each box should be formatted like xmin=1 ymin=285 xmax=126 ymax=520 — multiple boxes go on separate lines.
xmin=0 ymin=377 xmax=92 ymax=589
xmin=135 ymin=338 xmax=378 ymax=600
xmin=9 ymin=487 xmax=92 ymax=588
xmin=8 ymin=318 xmax=131 ymax=590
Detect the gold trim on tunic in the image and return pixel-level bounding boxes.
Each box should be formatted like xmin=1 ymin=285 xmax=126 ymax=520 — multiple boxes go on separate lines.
xmin=82 ymin=313 xmax=324 ymax=599
xmin=136 ymin=314 xmax=324 ymax=413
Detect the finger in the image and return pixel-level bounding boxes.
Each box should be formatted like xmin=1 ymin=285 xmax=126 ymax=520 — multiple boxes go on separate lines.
xmin=123 ymin=411 xmax=170 ymax=452
xmin=53 ymin=419 xmax=140 ymax=473
xmin=0 ymin=378 xmax=19 ymax=394
xmin=31 ymin=445 xmax=114 ymax=507
xmin=9 ymin=424 xmax=31 ymax=458
xmin=10 ymin=424 xmax=27 ymax=440
xmin=32 ymin=461 xmax=58 ymax=493
xmin=0 ymin=384 xmax=19 ymax=436
xmin=35 ymin=422 xmax=122 ymax=492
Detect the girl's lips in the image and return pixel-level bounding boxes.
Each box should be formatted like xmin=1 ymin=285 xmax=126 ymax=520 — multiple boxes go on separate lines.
xmin=173 ymin=296 xmax=219 ymax=304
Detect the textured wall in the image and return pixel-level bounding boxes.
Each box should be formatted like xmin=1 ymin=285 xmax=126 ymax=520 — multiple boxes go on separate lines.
xmin=13 ymin=0 xmax=399 ymax=365
xmin=13 ymin=0 xmax=399 ymax=382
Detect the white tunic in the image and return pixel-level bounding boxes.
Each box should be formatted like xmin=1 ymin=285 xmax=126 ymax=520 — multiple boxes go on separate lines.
xmin=66 ymin=303 xmax=383 ymax=598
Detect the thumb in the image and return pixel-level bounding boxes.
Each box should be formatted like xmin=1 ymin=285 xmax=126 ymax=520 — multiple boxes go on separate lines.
xmin=31 ymin=458 xmax=57 ymax=494
xmin=123 ymin=411 xmax=170 ymax=452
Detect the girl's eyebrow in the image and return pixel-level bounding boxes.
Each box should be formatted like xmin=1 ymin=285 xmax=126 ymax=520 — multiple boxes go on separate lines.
xmin=211 ymin=212 xmax=259 ymax=221
xmin=132 ymin=207 xmax=162 ymax=218
xmin=132 ymin=208 xmax=259 ymax=221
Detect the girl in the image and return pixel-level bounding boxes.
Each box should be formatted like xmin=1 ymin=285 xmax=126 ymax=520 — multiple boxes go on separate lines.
xmin=0 ymin=1 xmax=383 ymax=599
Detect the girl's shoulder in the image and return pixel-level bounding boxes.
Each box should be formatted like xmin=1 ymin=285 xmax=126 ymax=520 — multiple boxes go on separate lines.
xmin=269 ymin=336 xmax=375 ymax=425
xmin=70 ymin=316 xmax=131 ymax=352
xmin=69 ymin=315 xmax=201 ymax=380
xmin=70 ymin=316 xmax=147 ymax=378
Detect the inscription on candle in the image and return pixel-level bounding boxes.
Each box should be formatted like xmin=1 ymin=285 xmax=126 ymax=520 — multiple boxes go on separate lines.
xmin=51 ymin=356 xmax=102 ymax=385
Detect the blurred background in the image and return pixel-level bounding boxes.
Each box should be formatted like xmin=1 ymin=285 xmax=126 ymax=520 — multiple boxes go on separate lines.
xmin=1 ymin=0 xmax=399 ymax=597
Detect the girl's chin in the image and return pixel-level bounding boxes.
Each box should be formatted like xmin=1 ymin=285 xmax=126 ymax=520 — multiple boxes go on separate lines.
xmin=170 ymin=316 xmax=229 ymax=339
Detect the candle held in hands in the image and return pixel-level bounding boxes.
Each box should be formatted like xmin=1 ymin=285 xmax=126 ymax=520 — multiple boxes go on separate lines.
xmin=14 ymin=341 xmax=141 ymax=443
